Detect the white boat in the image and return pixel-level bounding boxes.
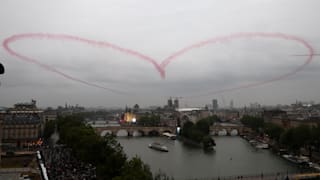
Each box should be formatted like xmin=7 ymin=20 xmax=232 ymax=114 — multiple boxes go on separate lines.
xmin=282 ymin=154 xmax=308 ymax=164
xmin=255 ymin=143 xmax=269 ymax=149
xmin=149 ymin=142 xmax=169 ymax=152
xmin=162 ymin=132 xmax=176 ymax=140
xmin=249 ymin=140 xmax=257 ymax=145
xmin=309 ymin=162 xmax=320 ymax=171
xmin=282 ymin=154 xmax=298 ymax=163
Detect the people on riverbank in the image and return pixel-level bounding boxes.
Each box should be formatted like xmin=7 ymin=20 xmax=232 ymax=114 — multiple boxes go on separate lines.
xmin=42 ymin=146 xmax=96 ymax=180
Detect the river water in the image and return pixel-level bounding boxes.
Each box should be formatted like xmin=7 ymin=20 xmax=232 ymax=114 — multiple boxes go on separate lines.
xmin=117 ymin=136 xmax=298 ymax=179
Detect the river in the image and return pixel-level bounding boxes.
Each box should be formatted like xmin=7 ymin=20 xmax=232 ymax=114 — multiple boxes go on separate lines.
xmin=117 ymin=136 xmax=298 ymax=179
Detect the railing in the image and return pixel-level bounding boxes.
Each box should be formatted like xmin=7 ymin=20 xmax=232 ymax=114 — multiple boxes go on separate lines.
xmin=0 ymin=167 xmax=39 ymax=174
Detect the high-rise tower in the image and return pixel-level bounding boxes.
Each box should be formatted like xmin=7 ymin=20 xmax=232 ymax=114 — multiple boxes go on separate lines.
xmin=212 ymin=99 xmax=218 ymax=111
xmin=168 ymin=98 xmax=173 ymax=108
xmin=230 ymin=100 xmax=234 ymax=109
xmin=174 ymin=98 xmax=179 ymax=108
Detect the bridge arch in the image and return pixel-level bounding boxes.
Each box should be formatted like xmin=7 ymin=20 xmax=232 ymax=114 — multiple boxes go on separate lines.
xmin=148 ymin=130 xmax=160 ymax=136
xmin=100 ymin=130 xmax=113 ymax=137
xmin=230 ymin=129 xmax=238 ymax=136
xmin=132 ymin=130 xmax=145 ymax=137
xmin=210 ymin=124 xmax=243 ymax=136
xmin=117 ymin=129 xmax=129 ymax=137
xmin=218 ymin=129 xmax=227 ymax=136
xmin=210 ymin=130 xmax=216 ymax=136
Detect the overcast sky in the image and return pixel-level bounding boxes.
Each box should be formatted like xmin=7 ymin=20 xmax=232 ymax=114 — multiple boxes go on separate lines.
xmin=0 ymin=0 xmax=319 ymax=108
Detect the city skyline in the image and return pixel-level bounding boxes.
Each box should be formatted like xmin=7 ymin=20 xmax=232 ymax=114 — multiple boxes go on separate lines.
xmin=1 ymin=0 xmax=320 ymax=107
xmin=1 ymin=98 xmax=318 ymax=110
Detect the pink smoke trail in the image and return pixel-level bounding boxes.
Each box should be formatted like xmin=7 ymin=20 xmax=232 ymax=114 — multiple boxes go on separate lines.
xmin=2 ymin=32 xmax=314 ymax=96
xmin=160 ymin=32 xmax=314 ymax=97
xmin=2 ymin=33 xmax=164 ymax=94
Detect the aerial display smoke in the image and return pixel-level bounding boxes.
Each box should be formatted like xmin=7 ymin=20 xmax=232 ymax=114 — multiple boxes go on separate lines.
xmin=2 ymin=32 xmax=314 ymax=96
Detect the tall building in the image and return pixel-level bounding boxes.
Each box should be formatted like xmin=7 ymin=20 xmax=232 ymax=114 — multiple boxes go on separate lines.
xmin=230 ymin=100 xmax=234 ymax=109
xmin=168 ymin=98 xmax=173 ymax=108
xmin=174 ymin=98 xmax=179 ymax=108
xmin=212 ymin=99 xmax=218 ymax=111
xmin=133 ymin=104 xmax=140 ymax=112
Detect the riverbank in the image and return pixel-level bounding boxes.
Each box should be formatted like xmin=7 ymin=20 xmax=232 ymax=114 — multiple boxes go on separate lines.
xmin=240 ymin=134 xmax=320 ymax=172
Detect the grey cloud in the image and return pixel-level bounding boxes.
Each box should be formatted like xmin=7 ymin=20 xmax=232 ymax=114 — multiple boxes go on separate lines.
xmin=1 ymin=0 xmax=320 ymax=107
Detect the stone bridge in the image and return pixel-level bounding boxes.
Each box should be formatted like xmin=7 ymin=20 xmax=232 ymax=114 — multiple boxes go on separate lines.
xmin=210 ymin=123 xmax=250 ymax=136
xmin=95 ymin=126 xmax=176 ymax=137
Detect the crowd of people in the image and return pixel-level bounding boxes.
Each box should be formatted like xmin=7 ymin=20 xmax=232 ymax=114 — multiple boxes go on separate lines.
xmin=41 ymin=145 xmax=96 ymax=180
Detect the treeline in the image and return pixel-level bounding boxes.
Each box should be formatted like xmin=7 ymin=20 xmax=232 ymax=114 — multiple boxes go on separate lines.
xmin=241 ymin=115 xmax=320 ymax=155
xmin=137 ymin=115 xmax=161 ymax=126
xmin=180 ymin=116 xmax=218 ymax=148
xmin=44 ymin=115 xmax=173 ymax=180
xmin=280 ymin=125 xmax=320 ymax=154
xmin=240 ymin=115 xmax=264 ymax=132
xmin=240 ymin=115 xmax=283 ymax=140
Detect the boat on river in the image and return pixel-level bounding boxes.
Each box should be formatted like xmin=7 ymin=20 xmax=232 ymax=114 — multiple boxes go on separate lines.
xmin=248 ymin=139 xmax=269 ymax=149
xmin=255 ymin=143 xmax=269 ymax=149
xmin=148 ymin=142 xmax=169 ymax=152
xmin=282 ymin=154 xmax=309 ymax=164
xmin=162 ymin=132 xmax=176 ymax=140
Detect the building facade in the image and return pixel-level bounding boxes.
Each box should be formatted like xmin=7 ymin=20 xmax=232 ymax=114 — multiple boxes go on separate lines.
xmin=177 ymin=108 xmax=210 ymax=124
xmin=1 ymin=100 xmax=43 ymax=150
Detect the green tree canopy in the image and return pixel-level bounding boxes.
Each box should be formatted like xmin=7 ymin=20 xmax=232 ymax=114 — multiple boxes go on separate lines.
xmin=180 ymin=118 xmax=215 ymax=148
xmin=240 ymin=115 xmax=264 ymax=132
xmin=43 ymin=120 xmax=56 ymax=141
xmin=54 ymin=115 xmax=127 ymax=179
xmin=113 ymin=157 xmax=153 ymax=180
xmin=280 ymin=124 xmax=313 ymax=154
xmin=137 ymin=115 xmax=161 ymax=126
xmin=264 ymin=122 xmax=284 ymax=142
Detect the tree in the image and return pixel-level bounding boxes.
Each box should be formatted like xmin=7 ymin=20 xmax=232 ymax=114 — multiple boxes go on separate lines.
xmin=264 ymin=123 xmax=284 ymax=142
xmin=311 ymin=125 xmax=320 ymax=148
xmin=154 ymin=170 xmax=174 ymax=180
xmin=240 ymin=115 xmax=264 ymax=132
xmin=97 ymin=135 xmax=127 ymax=179
xmin=138 ymin=115 xmax=160 ymax=126
xmin=181 ymin=121 xmax=194 ymax=138
xmin=196 ymin=119 xmax=210 ymax=135
xmin=56 ymin=115 xmax=127 ymax=179
xmin=202 ymin=135 xmax=215 ymax=149
xmin=280 ymin=125 xmax=312 ymax=154
xmin=180 ymin=118 xmax=215 ymax=149
xmin=294 ymin=125 xmax=311 ymax=148
xmin=113 ymin=157 xmax=153 ymax=180
xmin=43 ymin=120 xmax=56 ymax=141
xmin=201 ymin=115 xmax=220 ymax=125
